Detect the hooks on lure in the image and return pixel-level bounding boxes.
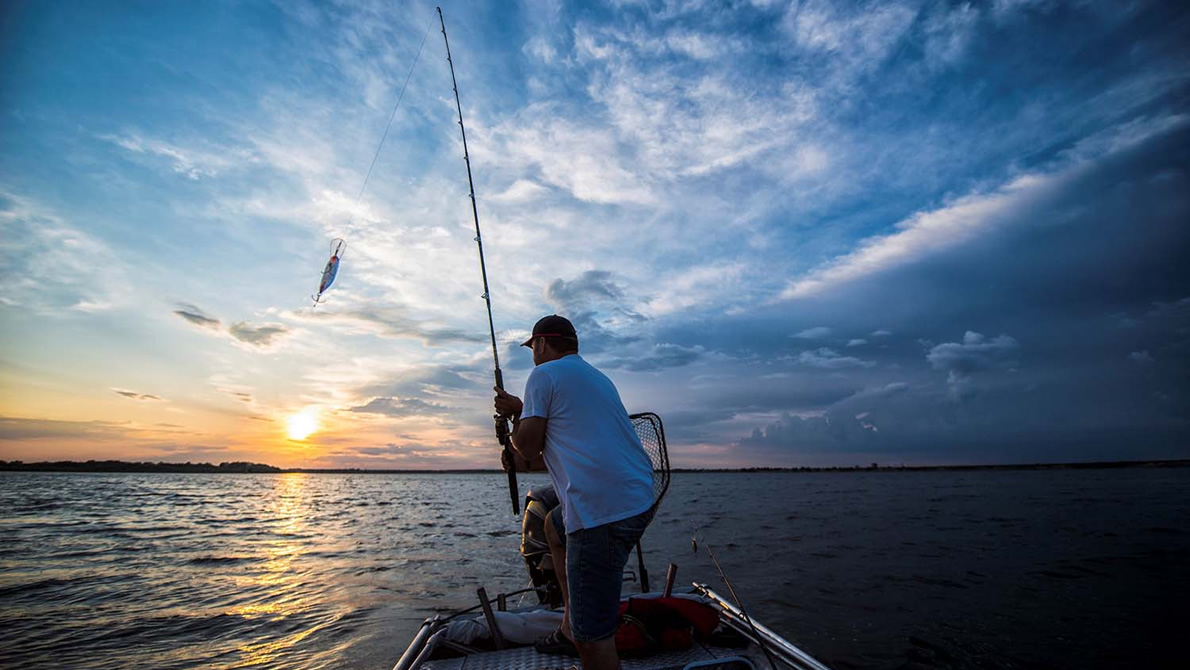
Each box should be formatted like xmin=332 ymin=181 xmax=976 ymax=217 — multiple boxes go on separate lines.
xmin=311 ymin=238 xmax=347 ymax=306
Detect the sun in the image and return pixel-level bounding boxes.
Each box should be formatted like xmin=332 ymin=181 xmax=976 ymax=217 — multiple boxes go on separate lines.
xmin=287 ymin=409 xmax=319 ymax=441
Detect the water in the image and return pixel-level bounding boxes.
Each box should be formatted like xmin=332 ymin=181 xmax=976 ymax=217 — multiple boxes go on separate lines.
xmin=1 ymin=469 xmax=1186 ymax=669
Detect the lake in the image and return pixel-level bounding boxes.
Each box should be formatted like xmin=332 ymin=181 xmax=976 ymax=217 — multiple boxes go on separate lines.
xmin=1 ymin=468 xmax=1186 ymax=669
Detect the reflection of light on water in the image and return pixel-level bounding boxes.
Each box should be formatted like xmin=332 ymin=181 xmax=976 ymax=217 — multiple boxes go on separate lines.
xmin=224 ymin=602 xmax=282 ymax=618
xmin=228 ymin=473 xmax=328 ymax=666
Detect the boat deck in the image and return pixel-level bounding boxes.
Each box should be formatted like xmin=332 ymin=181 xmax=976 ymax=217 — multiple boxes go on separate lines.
xmin=422 ymin=639 xmax=759 ymax=670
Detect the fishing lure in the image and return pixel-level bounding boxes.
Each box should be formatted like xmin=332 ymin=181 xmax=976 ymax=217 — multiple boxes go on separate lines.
xmin=312 ymin=238 xmax=347 ymax=306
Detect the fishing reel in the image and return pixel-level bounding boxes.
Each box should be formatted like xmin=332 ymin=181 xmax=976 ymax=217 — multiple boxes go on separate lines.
xmin=493 ymin=412 xmax=520 ymax=515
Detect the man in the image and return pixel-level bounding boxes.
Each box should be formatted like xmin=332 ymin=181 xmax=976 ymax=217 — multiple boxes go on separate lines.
xmin=494 ymin=314 xmax=655 ymax=670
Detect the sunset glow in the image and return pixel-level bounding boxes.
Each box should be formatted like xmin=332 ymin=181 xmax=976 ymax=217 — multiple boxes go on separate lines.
xmin=286 ymin=411 xmax=319 ymax=442
xmin=0 ymin=1 xmax=1186 ymax=470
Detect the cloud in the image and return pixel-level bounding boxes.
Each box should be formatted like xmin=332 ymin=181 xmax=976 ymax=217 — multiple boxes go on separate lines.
xmin=349 ymin=396 xmax=455 ymax=418
xmin=172 ymin=305 xmax=291 ymax=349
xmin=926 ymin=331 xmax=1019 ymax=399
xmin=228 ymin=321 xmax=290 ymax=347
xmin=779 ymin=117 xmax=1187 ymax=300
xmin=919 ymin=2 xmax=980 ymax=70
xmin=1130 ymin=350 xmax=1155 ymax=365
xmin=486 ymin=115 xmax=658 ymax=205
xmin=794 ymin=326 xmax=832 ymax=339
xmin=601 ymin=343 xmax=703 ymax=372
xmin=546 ymin=270 xmax=625 ymax=310
xmin=112 ymin=389 xmax=164 ymax=402
xmin=173 ymin=304 xmax=222 ymax=330
xmin=795 ymin=347 xmax=875 ymax=369
xmin=355 ymin=443 xmax=407 ymax=456
xmin=0 ymin=191 xmax=129 ymax=314
xmin=641 ymin=263 xmax=748 ymax=317
xmin=0 ymin=416 xmax=131 ymax=440
xmin=926 ymin=331 xmax=1019 ymax=375
xmin=490 ymin=179 xmax=551 ymax=204
xmin=782 ymin=0 xmax=918 ymax=85
xmin=99 ymin=132 xmax=244 ymax=180
xmin=847 ymin=339 xmax=867 ymax=347
xmin=297 ymin=306 xmax=486 ymax=344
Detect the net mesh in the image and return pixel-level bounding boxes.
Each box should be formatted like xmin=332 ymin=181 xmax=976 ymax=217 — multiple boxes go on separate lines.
xmin=630 ymin=412 xmax=671 ymax=509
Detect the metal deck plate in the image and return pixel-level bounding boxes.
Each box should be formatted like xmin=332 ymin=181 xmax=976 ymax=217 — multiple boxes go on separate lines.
xmin=422 ymin=641 xmax=753 ymax=670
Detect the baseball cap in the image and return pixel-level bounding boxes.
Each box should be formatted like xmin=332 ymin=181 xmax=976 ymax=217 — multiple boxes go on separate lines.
xmin=520 ymin=314 xmax=578 ymax=347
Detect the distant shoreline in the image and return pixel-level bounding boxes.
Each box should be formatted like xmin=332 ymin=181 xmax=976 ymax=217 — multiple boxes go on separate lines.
xmin=2 ymin=458 xmax=1187 ymax=474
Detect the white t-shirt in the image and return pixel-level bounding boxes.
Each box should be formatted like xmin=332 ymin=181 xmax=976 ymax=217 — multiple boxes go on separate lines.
xmin=520 ymin=354 xmax=654 ymax=532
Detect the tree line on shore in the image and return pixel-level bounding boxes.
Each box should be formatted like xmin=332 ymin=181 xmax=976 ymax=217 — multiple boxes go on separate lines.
xmin=2 ymin=458 xmax=1186 ymax=474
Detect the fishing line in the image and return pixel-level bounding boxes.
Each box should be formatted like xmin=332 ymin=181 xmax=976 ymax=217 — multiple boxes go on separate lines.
xmin=347 ymin=15 xmax=436 ymax=225
xmin=308 ymin=16 xmax=434 ymax=310
xmin=692 ymin=525 xmax=780 ymax=670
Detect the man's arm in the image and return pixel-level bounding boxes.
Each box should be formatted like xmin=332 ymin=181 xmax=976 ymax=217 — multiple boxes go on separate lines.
xmin=494 ymin=386 xmax=547 ymax=471
xmin=500 ymin=429 xmax=546 ymax=472
xmin=510 ymin=416 xmax=546 ymax=464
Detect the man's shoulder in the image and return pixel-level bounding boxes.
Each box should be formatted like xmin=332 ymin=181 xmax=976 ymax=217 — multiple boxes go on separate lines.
xmin=541 ymin=355 xmax=599 ymax=377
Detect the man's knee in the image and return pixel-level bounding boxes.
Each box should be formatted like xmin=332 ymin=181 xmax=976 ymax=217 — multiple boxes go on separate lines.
xmin=544 ymin=509 xmax=563 ymax=548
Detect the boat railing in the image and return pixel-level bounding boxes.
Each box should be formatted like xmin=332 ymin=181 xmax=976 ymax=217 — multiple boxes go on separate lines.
xmin=694 ymin=584 xmax=831 ymax=670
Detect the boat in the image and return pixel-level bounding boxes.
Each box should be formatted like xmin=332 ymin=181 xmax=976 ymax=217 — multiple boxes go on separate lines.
xmin=392 ymin=414 xmax=832 ymax=670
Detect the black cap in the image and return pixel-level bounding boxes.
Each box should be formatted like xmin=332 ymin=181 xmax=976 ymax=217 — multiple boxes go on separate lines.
xmin=520 ymin=314 xmax=578 ymax=347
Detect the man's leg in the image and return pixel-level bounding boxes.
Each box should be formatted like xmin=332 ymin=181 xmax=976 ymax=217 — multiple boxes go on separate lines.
xmin=550 ymin=518 xmax=626 ymax=670
xmin=574 ymin=636 xmax=619 ymax=670
xmin=544 ymin=508 xmax=573 ymax=641
xmin=565 ymin=509 xmax=653 ymax=670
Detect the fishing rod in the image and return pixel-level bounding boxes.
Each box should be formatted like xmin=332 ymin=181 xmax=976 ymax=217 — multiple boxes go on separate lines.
xmin=693 ymin=526 xmax=780 ymax=670
xmin=437 ymin=7 xmax=519 ymax=516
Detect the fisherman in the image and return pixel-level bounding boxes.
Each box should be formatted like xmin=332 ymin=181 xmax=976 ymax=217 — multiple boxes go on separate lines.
xmin=494 ymin=314 xmax=655 ymax=670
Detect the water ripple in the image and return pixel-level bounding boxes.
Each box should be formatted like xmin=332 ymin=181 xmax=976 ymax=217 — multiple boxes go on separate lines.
xmin=1 ymin=469 xmax=1188 ymax=669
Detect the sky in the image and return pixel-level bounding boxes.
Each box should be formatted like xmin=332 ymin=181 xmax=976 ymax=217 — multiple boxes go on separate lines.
xmin=0 ymin=0 xmax=1187 ymax=469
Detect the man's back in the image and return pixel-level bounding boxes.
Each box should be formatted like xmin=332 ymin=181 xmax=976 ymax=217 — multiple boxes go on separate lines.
xmin=521 ymin=354 xmax=654 ymax=531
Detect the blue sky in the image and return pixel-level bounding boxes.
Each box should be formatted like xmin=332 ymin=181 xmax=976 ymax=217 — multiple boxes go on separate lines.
xmin=1 ymin=0 xmax=1187 ymax=468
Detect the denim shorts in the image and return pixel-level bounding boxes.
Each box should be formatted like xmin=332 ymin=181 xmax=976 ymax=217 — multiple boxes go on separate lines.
xmin=550 ymin=507 xmax=655 ymax=642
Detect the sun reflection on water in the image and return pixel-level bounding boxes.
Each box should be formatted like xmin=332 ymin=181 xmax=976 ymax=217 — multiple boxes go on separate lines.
xmin=225 ymin=473 xmax=329 ymax=666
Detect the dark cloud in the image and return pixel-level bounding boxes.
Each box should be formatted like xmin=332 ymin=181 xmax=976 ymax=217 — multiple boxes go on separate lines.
xmin=926 ymin=331 xmax=1019 ymax=399
xmin=648 ymin=119 xmax=1190 ymax=464
xmin=601 ymin=343 xmax=702 ymax=371
xmin=736 ymin=373 xmax=1189 ymax=465
xmin=546 ymin=270 xmax=625 ymax=310
xmin=146 ymin=444 xmax=230 ymax=457
xmin=926 ymin=332 xmax=1018 ymax=374
xmin=793 ymin=326 xmax=832 ymax=339
xmin=354 ymin=365 xmax=482 ymax=404
xmin=655 ymin=408 xmax=738 ymax=442
xmin=794 ymin=348 xmax=875 ymax=369
xmin=173 ymin=303 xmax=221 ymax=330
xmin=305 ymin=306 xmax=485 ymax=344
xmin=348 ymin=396 xmax=455 ymax=418
xmin=0 ymin=416 xmax=130 ymax=440
xmin=1129 ymin=350 xmax=1155 ymax=365
xmin=535 ymin=271 xmax=648 ymax=361
xmin=228 ymin=321 xmax=290 ymax=347
xmin=354 ymin=444 xmax=405 ymax=456
xmin=112 ymin=389 xmax=164 ymax=401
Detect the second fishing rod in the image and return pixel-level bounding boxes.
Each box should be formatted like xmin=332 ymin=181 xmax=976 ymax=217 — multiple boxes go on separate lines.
xmin=437 ymin=7 xmax=519 ymax=516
